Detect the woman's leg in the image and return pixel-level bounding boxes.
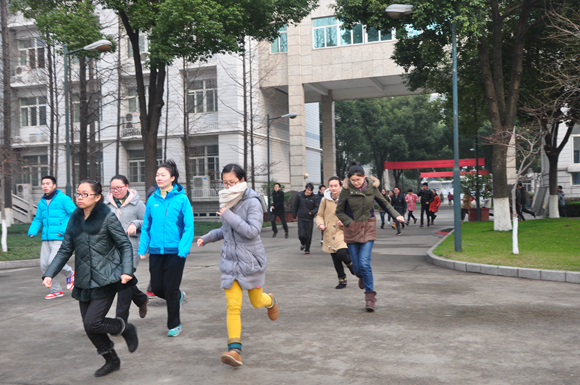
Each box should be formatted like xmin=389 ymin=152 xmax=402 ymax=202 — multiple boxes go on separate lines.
xmin=347 ymin=243 xmax=362 ymax=277
xmin=224 ymin=280 xmax=244 ymax=347
xmin=380 ymin=212 xmax=385 ymax=227
xmin=330 ymin=252 xmax=346 ymax=280
xmin=79 ymin=296 xmax=121 ymax=355
xmin=149 ymin=254 xmax=165 ymax=298
xmin=357 ymin=241 xmax=375 ymax=292
xmin=248 ymin=286 xmax=273 ymax=309
xmin=162 ymin=254 xmax=186 ymax=330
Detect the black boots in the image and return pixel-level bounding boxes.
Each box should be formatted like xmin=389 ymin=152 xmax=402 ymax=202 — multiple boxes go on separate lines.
xmin=94 ymin=350 xmax=120 ymax=377
xmin=335 ymin=277 xmax=347 ymax=289
xmin=122 ymin=323 xmax=139 ymax=353
xmin=365 ymin=291 xmax=377 ymax=312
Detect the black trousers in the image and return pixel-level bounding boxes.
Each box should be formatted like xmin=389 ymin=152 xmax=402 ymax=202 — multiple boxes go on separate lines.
xmin=271 ymin=209 xmax=289 ymax=234
xmin=149 ymin=254 xmax=186 ymax=329
xmin=461 ymin=208 xmax=469 ymax=221
xmin=420 ymin=203 xmax=430 ymax=225
xmin=116 ymin=284 xmax=148 ymax=322
xmin=331 ymin=248 xmax=352 ymax=280
xmin=517 ymin=204 xmax=535 ymax=220
xmin=298 ymin=219 xmax=314 ymax=252
xmin=79 ymin=295 xmax=123 ymax=355
xmin=407 ymin=210 xmax=416 ymax=223
xmin=559 ymin=205 xmax=567 ymax=217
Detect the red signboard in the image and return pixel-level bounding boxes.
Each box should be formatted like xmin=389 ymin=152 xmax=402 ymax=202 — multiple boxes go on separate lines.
xmin=384 ymin=158 xmax=485 ymax=169
xmin=420 ymin=170 xmax=490 ymax=178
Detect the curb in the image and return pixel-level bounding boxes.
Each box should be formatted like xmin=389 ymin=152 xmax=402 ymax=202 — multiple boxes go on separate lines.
xmin=0 ymin=258 xmax=40 ymax=270
xmin=426 ymin=230 xmax=580 ymax=284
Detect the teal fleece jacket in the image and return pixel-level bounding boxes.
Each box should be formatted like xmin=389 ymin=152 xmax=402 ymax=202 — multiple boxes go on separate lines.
xmin=28 ymin=189 xmax=76 ymax=241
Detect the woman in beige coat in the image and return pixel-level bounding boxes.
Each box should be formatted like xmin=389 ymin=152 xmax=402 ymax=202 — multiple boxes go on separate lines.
xmin=316 ymin=176 xmax=355 ymax=289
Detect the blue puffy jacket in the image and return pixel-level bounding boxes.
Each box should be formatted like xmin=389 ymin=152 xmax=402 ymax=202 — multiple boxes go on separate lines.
xmin=28 ymin=189 xmax=76 ymax=241
xmin=138 ymin=184 xmax=195 ymax=258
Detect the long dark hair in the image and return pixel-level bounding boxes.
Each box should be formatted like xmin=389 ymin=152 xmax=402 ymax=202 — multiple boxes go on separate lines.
xmin=347 ymin=160 xmax=365 ymax=178
xmin=158 ymin=159 xmax=179 ymax=184
xmin=221 ymin=163 xmax=246 ymax=181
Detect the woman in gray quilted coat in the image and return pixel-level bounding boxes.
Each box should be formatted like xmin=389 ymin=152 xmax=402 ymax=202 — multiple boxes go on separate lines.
xmin=197 ymin=164 xmax=278 ymax=368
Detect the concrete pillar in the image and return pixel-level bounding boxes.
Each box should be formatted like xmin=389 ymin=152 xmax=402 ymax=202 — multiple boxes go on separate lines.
xmin=321 ymin=91 xmax=336 ymax=183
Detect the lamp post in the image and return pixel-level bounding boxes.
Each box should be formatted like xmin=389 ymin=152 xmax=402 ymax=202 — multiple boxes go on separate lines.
xmin=386 ymin=4 xmax=461 ymax=250
xmin=267 ymin=113 xmax=297 ymax=208
xmin=63 ymin=39 xmax=112 ymax=198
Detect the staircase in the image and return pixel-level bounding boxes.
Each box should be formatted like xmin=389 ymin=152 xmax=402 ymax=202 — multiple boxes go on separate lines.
xmin=11 ymin=194 xmax=37 ymax=224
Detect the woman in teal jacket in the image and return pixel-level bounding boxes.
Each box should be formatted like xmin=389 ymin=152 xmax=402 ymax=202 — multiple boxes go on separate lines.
xmin=138 ymin=160 xmax=194 ymax=337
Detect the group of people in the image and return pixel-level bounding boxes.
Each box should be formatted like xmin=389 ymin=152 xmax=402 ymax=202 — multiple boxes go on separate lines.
xmin=35 ymin=161 xmax=279 ymax=375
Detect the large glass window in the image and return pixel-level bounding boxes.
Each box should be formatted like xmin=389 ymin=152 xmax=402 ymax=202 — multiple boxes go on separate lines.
xmin=21 ymin=155 xmax=48 ymax=187
xmin=313 ymin=17 xmax=339 ymax=48
xmin=188 ymin=145 xmax=219 ymax=180
xmin=574 ymin=136 xmax=580 ymax=164
xmin=128 ymin=149 xmax=162 ymax=183
xmin=20 ymin=97 xmax=47 ymax=127
xmin=187 ymin=79 xmax=218 ymax=114
xmin=572 ymin=172 xmax=580 ymax=186
xmin=18 ymin=38 xmax=45 ymax=69
xmin=270 ymin=25 xmax=288 ymax=53
xmin=72 ymin=92 xmax=102 ymax=124
xmin=367 ymin=27 xmax=393 ymax=42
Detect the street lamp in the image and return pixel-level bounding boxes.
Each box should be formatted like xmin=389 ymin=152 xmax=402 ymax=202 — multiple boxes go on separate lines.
xmin=267 ymin=113 xmax=297 ymax=208
xmin=386 ymin=4 xmax=461 ymax=251
xmin=63 ymin=39 xmax=112 ymax=198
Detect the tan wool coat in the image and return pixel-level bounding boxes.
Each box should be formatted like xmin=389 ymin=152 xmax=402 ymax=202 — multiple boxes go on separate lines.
xmin=315 ymin=189 xmax=348 ymax=253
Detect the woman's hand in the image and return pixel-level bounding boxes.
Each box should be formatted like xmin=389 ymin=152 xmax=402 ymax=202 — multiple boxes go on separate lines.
xmin=337 ymin=220 xmax=343 ymax=227
xmin=396 ymin=216 xmax=405 ymax=223
xmin=139 ymin=254 xmax=147 ymax=260
xmin=42 ymin=277 xmax=52 ymax=288
xmin=197 ymin=238 xmax=205 ymax=247
xmin=318 ymin=224 xmax=326 ymax=231
xmin=126 ymin=223 xmax=137 ymax=237
xmin=121 ymin=274 xmax=133 ymax=284
xmin=217 ymin=207 xmax=227 ymax=216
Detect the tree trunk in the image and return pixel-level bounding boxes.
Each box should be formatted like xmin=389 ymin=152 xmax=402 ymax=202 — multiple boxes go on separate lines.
xmin=88 ymin=59 xmax=97 ymax=179
xmin=547 ymin=153 xmax=559 ymax=218
xmin=249 ymin=41 xmax=255 ymax=190
xmin=78 ymin=55 xmax=88 ymax=181
xmin=1 ymin=0 xmax=12 ymax=209
xmin=115 ymin=30 xmax=121 ymax=175
xmin=242 ymin=44 xmax=248 ymax=172
xmin=182 ymin=61 xmax=192 ymax=202
xmin=47 ymin=40 xmax=55 ymax=175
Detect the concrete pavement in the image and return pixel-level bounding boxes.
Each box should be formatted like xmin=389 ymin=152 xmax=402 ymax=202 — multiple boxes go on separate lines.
xmin=1 ymin=205 xmax=580 ymax=385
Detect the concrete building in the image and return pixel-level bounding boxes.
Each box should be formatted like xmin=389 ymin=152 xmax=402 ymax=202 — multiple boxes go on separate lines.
xmin=2 ymin=0 xmax=417 ymax=223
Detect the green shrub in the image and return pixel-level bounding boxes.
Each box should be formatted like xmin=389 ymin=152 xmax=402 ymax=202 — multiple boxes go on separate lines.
xmin=566 ymin=201 xmax=580 ymax=217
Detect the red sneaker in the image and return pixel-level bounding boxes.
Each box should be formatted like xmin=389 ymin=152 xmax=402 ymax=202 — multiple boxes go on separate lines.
xmin=45 ymin=292 xmax=64 ymax=300
xmin=66 ymin=271 xmax=75 ymax=290
xmin=147 ymin=291 xmax=157 ymax=298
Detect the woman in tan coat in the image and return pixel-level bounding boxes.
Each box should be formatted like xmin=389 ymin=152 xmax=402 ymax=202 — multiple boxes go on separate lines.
xmin=316 ymin=177 xmax=355 ymax=289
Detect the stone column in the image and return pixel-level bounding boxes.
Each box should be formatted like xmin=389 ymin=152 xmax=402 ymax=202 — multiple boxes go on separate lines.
xmin=321 ymin=91 xmax=335 ymax=183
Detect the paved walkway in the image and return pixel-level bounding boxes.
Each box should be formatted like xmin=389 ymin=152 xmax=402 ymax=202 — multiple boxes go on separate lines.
xmin=1 ymin=206 xmax=580 ymax=385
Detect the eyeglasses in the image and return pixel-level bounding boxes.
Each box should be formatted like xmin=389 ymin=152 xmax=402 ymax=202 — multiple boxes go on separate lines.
xmin=109 ymin=186 xmax=126 ymax=192
xmin=75 ymin=193 xmax=98 ymax=199
xmin=222 ymin=180 xmax=240 ymax=188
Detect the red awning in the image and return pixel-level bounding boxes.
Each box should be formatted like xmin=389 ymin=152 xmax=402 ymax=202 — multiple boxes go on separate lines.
xmin=384 ymin=158 xmax=485 ymax=169
xmin=420 ymin=170 xmax=490 ymax=178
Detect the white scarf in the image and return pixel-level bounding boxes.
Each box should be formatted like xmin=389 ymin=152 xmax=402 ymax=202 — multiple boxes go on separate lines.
xmin=219 ymin=182 xmax=248 ymax=210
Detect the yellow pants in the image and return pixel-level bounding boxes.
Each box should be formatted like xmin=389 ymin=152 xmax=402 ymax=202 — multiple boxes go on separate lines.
xmin=224 ymin=280 xmax=272 ymax=341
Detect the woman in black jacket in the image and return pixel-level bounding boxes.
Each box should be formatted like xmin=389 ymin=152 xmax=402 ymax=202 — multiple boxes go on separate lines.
xmin=391 ymin=187 xmax=407 ymax=235
xmin=270 ymin=183 xmax=288 ymax=238
xmin=43 ymin=179 xmax=138 ymax=378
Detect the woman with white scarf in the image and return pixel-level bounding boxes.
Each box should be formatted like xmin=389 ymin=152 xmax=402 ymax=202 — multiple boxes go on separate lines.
xmin=197 ymin=164 xmax=278 ymax=367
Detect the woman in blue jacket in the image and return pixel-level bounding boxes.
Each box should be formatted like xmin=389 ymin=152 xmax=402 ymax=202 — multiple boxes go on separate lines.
xmin=138 ymin=160 xmax=194 ymax=337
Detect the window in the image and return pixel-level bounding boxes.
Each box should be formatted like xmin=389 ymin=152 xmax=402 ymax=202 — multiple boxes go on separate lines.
xmin=188 ymin=145 xmax=219 ymax=179
xmin=18 ymin=38 xmax=45 ymax=69
xmin=367 ymin=27 xmax=393 ymax=42
xmin=574 ymin=137 xmax=580 ymax=164
xmin=20 ymin=97 xmax=47 ymax=127
xmin=21 ymin=155 xmax=48 ymax=187
xmin=72 ymin=92 xmax=102 ymax=123
xmin=270 ymin=25 xmax=288 ymax=53
xmin=313 ymin=17 xmax=339 ymax=48
xmin=126 ymin=87 xmax=148 ymax=113
xmin=572 ymin=172 xmax=580 ymax=185
xmin=187 ymin=79 xmax=218 ymax=114
xmin=128 ymin=34 xmax=149 ymax=58
xmin=313 ymin=17 xmax=390 ymax=48
xmin=128 ymin=149 xmax=162 ymax=183
xmin=73 ymin=152 xmax=104 ymax=185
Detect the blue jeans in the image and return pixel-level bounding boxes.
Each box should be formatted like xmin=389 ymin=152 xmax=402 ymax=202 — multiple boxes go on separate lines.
xmin=347 ymin=241 xmax=375 ymax=292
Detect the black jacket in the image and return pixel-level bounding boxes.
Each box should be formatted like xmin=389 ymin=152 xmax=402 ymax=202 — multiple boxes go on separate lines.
xmin=43 ymin=201 xmax=135 ymax=301
xmin=272 ymin=190 xmax=285 ymax=212
xmin=391 ymin=193 xmax=407 ymax=213
xmin=418 ymin=189 xmax=435 ymax=205
xmin=292 ymin=191 xmax=319 ymax=220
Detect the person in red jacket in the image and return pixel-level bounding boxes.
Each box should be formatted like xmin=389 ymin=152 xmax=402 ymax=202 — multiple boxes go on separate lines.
xmin=428 ymin=189 xmax=441 ymax=225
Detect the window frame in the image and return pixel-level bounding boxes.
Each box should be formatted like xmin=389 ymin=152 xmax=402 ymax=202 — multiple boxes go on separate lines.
xmin=21 ymin=155 xmax=48 ymax=187
xmin=187 ymin=79 xmax=218 ymax=114
xmin=127 ymin=149 xmax=162 ymax=183
xmin=270 ymin=25 xmax=288 ymax=53
xmin=18 ymin=38 xmax=45 ymax=69
xmin=312 ymin=16 xmax=400 ymax=49
xmin=20 ymin=97 xmax=47 ymax=128
xmin=188 ymin=145 xmax=219 ymax=180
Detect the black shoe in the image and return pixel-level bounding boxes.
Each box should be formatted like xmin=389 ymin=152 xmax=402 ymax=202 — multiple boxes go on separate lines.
xmin=285 ymin=232 xmax=289 ymax=239
xmin=335 ymin=282 xmax=347 ymax=289
xmin=300 ymin=245 xmax=304 ymax=251
xmin=420 ymin=224 xmax=424 ymax=228
xmin=406 ymin=222 xmax=409 ymax=226
xmin=396 ymin=231 xmax=402 ymax=236
xmin=272 ymin=232 xmax=277 ymax=238
xmin=380 ymin=223 xmax=384 ymax=229
xmin=94 ymin=350 xmax=120 ymax=377
xmin=533 ymin=212 xmax=536 ymax=218
xmin=414 ymin=218 xmax=417 ymax=224
xmin=122 ymin=323 xmax=139 ymax=353
xmin=305 ymin=250 xmax=310 ymax=255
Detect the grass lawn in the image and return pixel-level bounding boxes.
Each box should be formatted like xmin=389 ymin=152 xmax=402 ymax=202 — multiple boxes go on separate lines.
xmin=434 ymin=218 xmax=580 ymax=271
xmin=0 ymin=221 xmax=224 ymax=262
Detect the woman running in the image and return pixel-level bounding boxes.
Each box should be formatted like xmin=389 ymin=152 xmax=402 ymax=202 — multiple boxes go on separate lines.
xmin=316 ymin=176 xmax=355 ymax=289
xmin=336 ymin=161 xmax=404 ymax=311
xmin=391 ymin=187 xmax=407 ymax=235
xmin=405 ymin=188 xmax=419 ymax=225
xmin=429 ymin=189 xmax=442 ymax=225
xmin=139 ymin=160 xmax=194 ymax=337
xmin=104 ymin=175 xmax=148 ymax=322
xmin=197 ymin=164 xmax=278 ymax=367
xmin=42 ymin=179 xmax=138 ymax=377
